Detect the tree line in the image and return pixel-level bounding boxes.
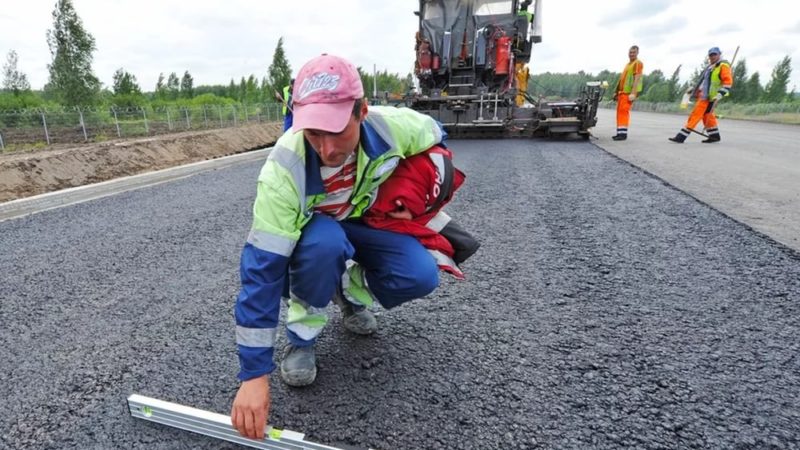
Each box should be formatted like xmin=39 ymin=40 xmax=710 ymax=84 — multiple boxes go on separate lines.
xmin=2 ymin=0 xmax=795 ymax=111
xmin=0 ymin=0 xmax=413 ymax=112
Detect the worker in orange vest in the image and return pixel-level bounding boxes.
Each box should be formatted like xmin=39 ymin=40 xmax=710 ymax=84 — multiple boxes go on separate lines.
xmin=669 ymin=47 xmax=733 ymax=143
xmin=612 ymin=45 xmax=643 ymax=141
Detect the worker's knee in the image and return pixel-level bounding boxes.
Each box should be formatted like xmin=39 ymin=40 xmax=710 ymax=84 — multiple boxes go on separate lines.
xmin=408 ymin=261 xmax=440 ymax=297
xmin=373 ymin=257 xmax=439 ymax=309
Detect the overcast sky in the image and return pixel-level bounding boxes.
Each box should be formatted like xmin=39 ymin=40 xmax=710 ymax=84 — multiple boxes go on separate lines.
xmin=2 ymin=0 xmax=799 ymax=94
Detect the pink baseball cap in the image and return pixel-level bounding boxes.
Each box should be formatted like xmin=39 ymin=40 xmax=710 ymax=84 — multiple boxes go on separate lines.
xmin=292 ymin=54 xmax=364 ymax=133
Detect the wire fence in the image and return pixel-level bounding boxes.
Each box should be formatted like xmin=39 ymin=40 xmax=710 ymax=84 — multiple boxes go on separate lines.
xmin=0 ymin=103 xmax=287 ymax=151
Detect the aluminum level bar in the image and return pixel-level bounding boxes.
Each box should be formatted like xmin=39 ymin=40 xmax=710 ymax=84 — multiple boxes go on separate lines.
xmin=127 ymin=394 xmax=343 ymax=450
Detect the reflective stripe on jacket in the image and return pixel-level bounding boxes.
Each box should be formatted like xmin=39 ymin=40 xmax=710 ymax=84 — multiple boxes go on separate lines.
xmin=234 ymin=106 xmax=446 ymax=380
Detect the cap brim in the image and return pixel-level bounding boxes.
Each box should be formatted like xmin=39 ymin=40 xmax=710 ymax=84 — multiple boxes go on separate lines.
xmin=292 ymin=100 xmax=356 ymax=133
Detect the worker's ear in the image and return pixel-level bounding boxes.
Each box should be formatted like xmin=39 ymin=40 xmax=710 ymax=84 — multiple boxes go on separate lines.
xmin=359 ymin=97 xmax=369 ymax=121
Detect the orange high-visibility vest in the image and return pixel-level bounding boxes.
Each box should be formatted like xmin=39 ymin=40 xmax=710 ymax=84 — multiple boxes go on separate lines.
xmin=618 ymin=59 xmax=643 ymax=94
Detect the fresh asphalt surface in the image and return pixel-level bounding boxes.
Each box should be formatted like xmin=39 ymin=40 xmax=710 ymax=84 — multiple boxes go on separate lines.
xmin=2 ymin=139 xmax=799 ymax=450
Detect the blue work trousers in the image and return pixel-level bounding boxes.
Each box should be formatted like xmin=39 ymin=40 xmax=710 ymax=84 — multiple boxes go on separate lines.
xmin=285 ymin=214 xmax=439 ymax=345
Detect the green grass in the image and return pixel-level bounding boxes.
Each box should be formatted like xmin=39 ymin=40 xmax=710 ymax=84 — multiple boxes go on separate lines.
xmin=721 ymin=112 xmax=800 ymax=124
xmin=0 ymin=141 xmax=47 ymax=154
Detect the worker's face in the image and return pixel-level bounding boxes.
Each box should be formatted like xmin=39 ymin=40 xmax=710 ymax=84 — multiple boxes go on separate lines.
xmin=628 ymin=47 xmax=638 ymax=61
xmin=304 ymin=101 xmax=368 ymax=167
xmin=708 ymin=53 xmax=720 ymax=64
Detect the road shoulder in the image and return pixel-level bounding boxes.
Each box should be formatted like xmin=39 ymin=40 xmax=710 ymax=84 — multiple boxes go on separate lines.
xmin=594 ymin=108 xmax=800 ymax=252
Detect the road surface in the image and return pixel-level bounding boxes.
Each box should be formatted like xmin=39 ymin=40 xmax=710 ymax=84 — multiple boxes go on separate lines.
xmin=1 ymin=138 xmax=799 ymax=449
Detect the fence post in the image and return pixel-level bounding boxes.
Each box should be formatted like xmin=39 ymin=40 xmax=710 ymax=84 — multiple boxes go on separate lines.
xmin=166 ymin=108 xmax=172 ymax=131
xmin=218 ymin=105 xmax=224 ymax=128
xmin=142 ymin=108 xmax=149 ymax=134
xmin=244 ymin=104 xmax=249 ymax=123
xmin=113 ymin=108 xmax=121 ymax=137
xmin=78 ymin=108 xmax=88 ymax=141
xmin=184 ymin=108 xmax=190 ymax=129
xmin=203 ymin=105 xmax=209 ymax=128
xmin=41 ymin=111 xmax=51 ymax=145
xmin=233 ymin=106 xmax=238 ymax=127
xmin=0 ymin=130 xmax=4 ymax=150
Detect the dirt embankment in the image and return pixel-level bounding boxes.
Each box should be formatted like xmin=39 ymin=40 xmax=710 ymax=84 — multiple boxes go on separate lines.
xmin=0 ymin=123 xmax=283 ymax=203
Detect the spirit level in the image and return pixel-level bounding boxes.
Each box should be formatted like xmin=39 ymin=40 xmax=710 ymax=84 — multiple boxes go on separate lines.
xmin=127 ymin=394 xmax=344 ymax=449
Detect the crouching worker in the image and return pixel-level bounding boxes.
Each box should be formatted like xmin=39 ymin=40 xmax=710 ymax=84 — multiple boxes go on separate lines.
xmin=230 ymin=53 xmax=474 ymax=440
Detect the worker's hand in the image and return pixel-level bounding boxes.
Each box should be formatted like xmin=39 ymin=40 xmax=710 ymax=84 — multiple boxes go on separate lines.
xmin=612 ymin=92 xmax=618 ymax=101
xmin=714 ymin=93 xmax=723 ymax=102
xmin=628 ymin=93 xmax=637 ymax=101
xmin=231 ymin=375 xmax=270 ymax=440
xmin=387 ymin=200 xmax=413 ymax=220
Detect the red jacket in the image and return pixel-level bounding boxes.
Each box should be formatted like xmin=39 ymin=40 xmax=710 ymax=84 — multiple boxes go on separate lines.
xmin=364 ymin=145 xmax=468 ymax=278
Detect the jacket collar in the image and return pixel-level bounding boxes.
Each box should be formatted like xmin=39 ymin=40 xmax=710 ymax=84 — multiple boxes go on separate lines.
xmin=304 ymin=138 xmax=325 ymax=195
xmin=359 ymin=119 xmax=391 ymax=159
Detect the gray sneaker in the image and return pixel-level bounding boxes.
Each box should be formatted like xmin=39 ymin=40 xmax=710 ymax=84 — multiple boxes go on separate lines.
xmin=332 ymin=291 xmax=377 ymax=335
xmin=279 ymin=344 xmax=317 ymax=387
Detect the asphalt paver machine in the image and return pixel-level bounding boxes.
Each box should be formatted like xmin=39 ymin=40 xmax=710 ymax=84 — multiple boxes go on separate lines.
xmin=407 ymin=0 xmax=604 ymax=138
